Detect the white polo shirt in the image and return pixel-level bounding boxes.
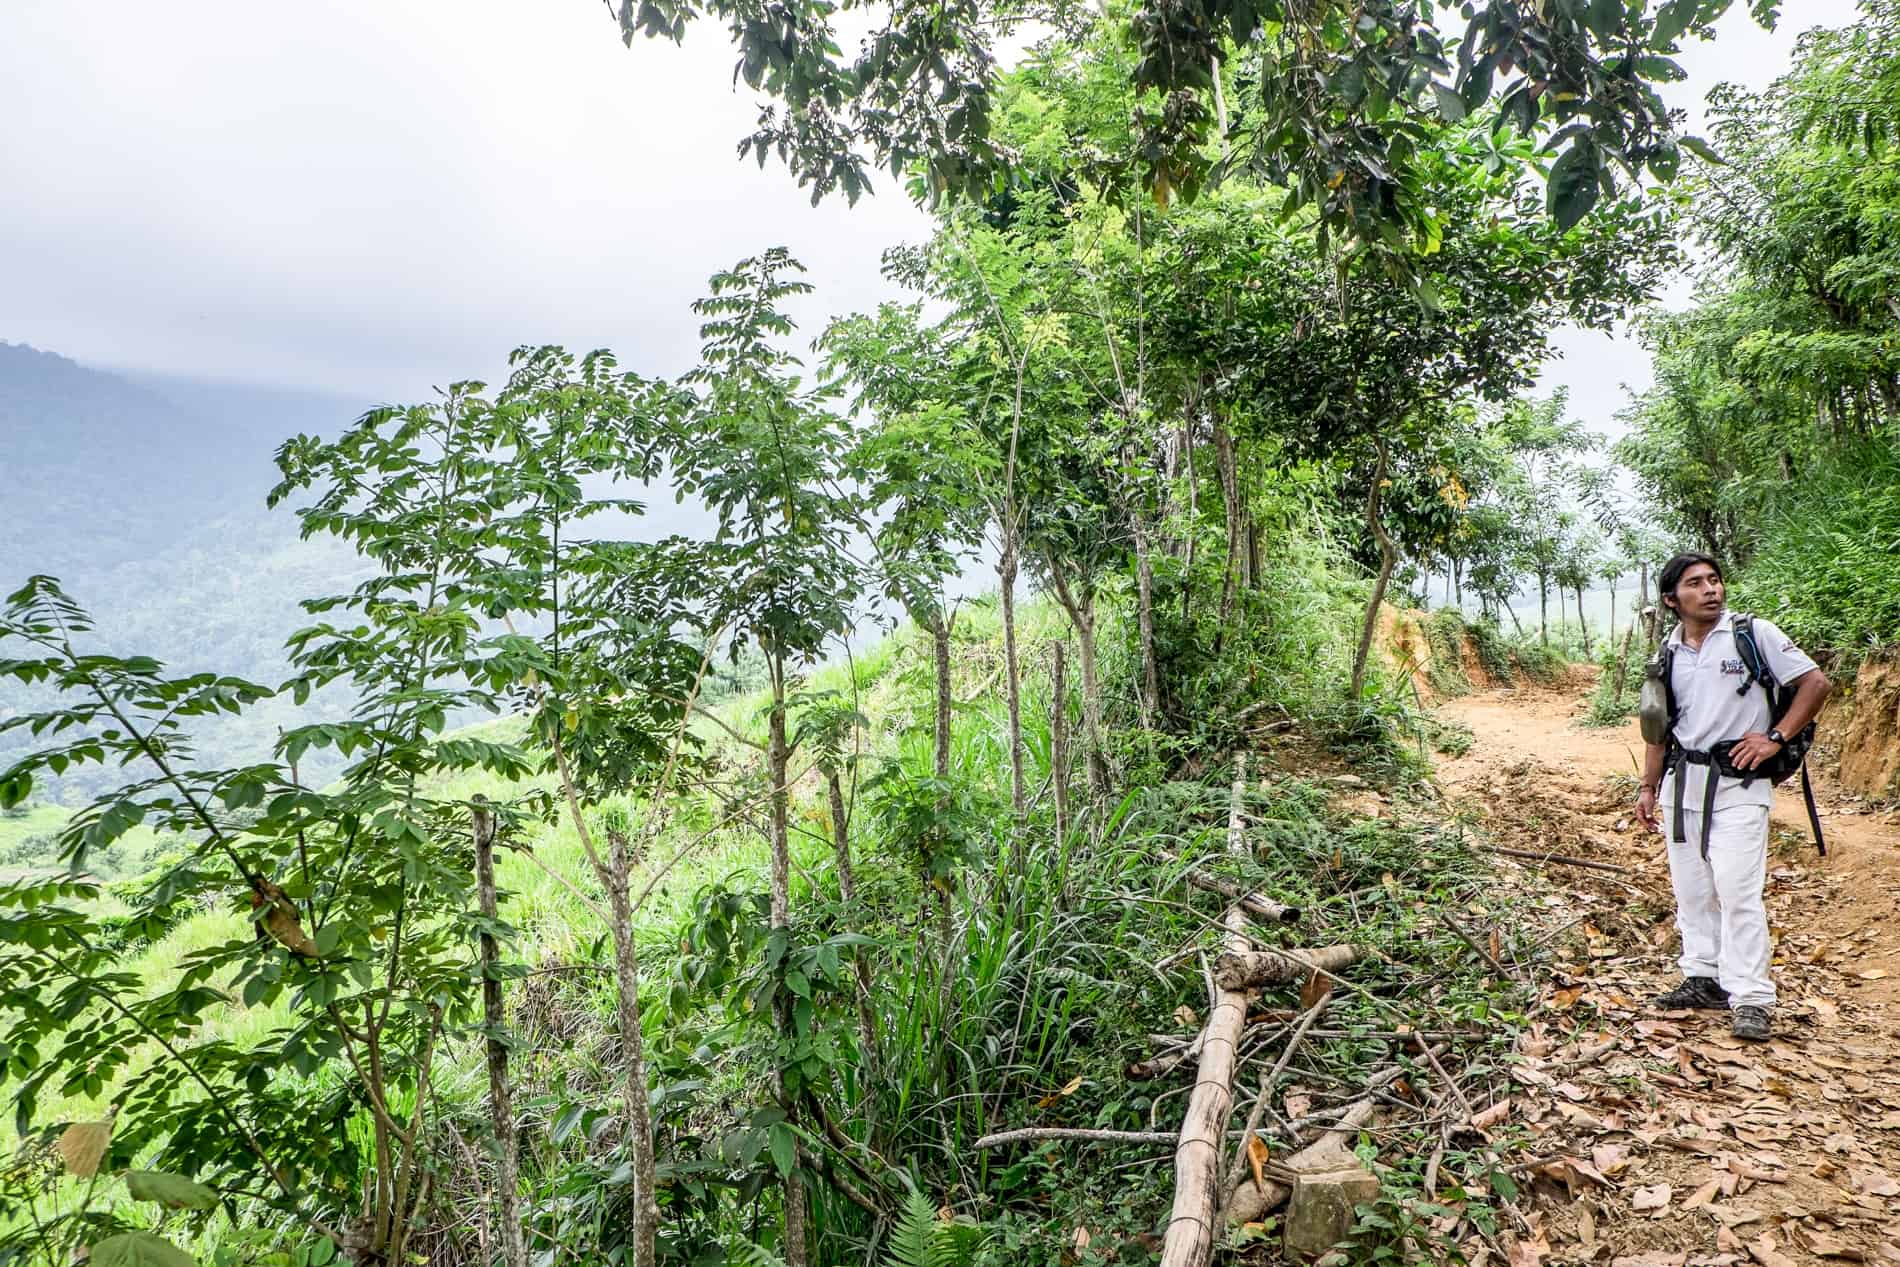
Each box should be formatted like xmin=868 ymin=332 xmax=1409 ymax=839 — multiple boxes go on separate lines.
xmin=1659 ymin=610 xmax=1819 ymax=812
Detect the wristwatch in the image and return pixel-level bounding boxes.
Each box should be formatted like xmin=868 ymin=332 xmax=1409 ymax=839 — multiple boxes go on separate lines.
xmin=1767 ymin=728 xmax=1787 ymax=746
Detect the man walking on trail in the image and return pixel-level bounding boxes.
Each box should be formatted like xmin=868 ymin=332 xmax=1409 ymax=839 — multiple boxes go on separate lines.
xmin=1635 ymin=552 xmax=1831 ymax=1042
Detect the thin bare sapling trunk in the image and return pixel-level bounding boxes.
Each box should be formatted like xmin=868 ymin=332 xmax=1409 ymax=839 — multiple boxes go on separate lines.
xmin=999 ymin=519 xmax=1027 ymax=825
xmin=932 ymin=609 xmax=953 ymax=781
xmin=1212 ymin=418 xmax=1241 ymax=653
xmin=552 ymin=734 xmax=659 ymax=1267
xmin=473 ymin=800 xmax=527 ymax=1267
xmin=825 ymin=769 xmax=878 ymax=1070
xmin=1134 ymin=514 xmax=1160 ymax=729
xmin=1044 ymin=554 xmax=1109 ymax=799
xmin=1349 ymin=438 xmax=1398 ymax=700
xmin=765 ymin=650 xmax=809 ymax=1267
xmin=1051 ymin=640 xmax=1070 ymax=843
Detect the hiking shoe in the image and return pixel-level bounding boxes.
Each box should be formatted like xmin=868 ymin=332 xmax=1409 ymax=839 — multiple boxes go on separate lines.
xmin=1732 ymin=1005 xmax=1772 ymax=1043
xmin=1653 ymin=977 xmax=1730 ymax=1011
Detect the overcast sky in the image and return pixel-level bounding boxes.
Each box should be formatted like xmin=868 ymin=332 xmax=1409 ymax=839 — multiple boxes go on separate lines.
xmin=0 ymin=0 xmax=1865 ymax=431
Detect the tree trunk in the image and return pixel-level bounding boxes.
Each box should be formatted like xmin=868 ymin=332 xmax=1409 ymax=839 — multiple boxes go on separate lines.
xmin=826 ymin=771 xmax=877 ymax=1073
xmin=1503 ymin=597 xmax=1524 ymax=636
xmin=932 ymin=610 xmax=953 ymax=781
xmin=473 ymin=801 xmax=527 ymax=1267
xmin=1538 ymin=578 xmax=1549 ymax=646
xmin=1245 ymin=514 xmax=1260 ymax=591
xmin=1051 ymin=640 xmax=1069 ymax=844
xmin=1349 ymin=438 xmax=1397 ymax=700
xmin=998 ymin=534 xmax=1027 ymax=823
xmin=551 ymin=730 xmax=658 ymax=1267
xmin=1046 ymin=556 xmax=1108 ymax=799
xmin=1609 ymin=583 xmax=1618 ymax=641
xmin=766 ymin=657 xmax=808 ymax=1267
xmin=1637 ymin=560 xmax=1653 ymax=643
xmin=1213 ymin=418 xmax=1241 ymax=653
xmin=603 ymin=830 xmax=658 ymax=1267
xmin=1181 ymin=416 xmax=1198 ymax=623
xmin=1134 ymin=517 xmax=1160 ymax=729
xmin=1576 ymin=586 xmax=1588 ymax=649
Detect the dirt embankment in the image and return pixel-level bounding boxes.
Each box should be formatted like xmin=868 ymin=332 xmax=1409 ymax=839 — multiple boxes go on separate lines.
xmin=1374 ymin=605 xmax=1515 ymax=702
xmin=1835 ymin=650 xmax=1900 ymax=801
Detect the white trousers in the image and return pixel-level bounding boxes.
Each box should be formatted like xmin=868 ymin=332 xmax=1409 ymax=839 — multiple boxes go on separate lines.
xmin=1665 ymin=803 xmax=1775 ymax=1008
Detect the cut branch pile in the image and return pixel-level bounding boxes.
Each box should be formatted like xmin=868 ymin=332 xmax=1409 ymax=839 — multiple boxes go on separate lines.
xmin=981 ymin=755 xmax=1530 ymax=1262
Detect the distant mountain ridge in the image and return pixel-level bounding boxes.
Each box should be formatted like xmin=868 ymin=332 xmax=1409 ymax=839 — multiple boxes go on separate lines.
xmin=1 ymin=342 xmax=372 ymax=800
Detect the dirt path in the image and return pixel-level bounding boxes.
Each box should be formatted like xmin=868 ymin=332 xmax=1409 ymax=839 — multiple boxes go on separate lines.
xmin=1434 ymin=669 xmax=1900 ymax=1267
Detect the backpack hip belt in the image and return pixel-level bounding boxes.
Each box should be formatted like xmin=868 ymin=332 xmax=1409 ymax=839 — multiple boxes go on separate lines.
xmin=1656 ymin=612 xmax=1826 ymax=857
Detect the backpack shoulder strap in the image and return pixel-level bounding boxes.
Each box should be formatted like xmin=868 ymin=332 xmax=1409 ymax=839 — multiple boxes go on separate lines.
xmin=1660 ymin=642 xmax=1679 ymax=724
xmin=1730 ymin=613 xmax=1776 ymax=697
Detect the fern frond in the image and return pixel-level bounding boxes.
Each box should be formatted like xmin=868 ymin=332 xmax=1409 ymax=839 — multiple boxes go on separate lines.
xmin=882 ymin=1187 xmax=941 ymax=1267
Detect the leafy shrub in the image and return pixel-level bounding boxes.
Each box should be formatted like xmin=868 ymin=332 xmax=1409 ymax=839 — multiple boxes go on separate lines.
xmin=1731 ymin=440 xmax=1900 ymax=662
xmin=1423 ymin=609 xmax=1474 ymax=698
xmin=1466 ymin=620 xmax=1516 ymax=684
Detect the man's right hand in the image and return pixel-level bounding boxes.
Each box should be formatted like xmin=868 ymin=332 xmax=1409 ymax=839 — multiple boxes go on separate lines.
xmin=1636 ymin=784 xmax=1660 ymax=835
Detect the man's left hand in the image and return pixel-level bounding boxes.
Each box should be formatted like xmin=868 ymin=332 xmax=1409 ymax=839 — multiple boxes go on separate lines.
xmin=1731 ymin=732 xmax=1783 ymax=770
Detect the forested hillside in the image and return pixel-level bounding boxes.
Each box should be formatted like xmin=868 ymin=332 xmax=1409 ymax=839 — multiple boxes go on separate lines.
xmin=0 ymin=345 xmax=372 ymax=798
xmin=5 ymin=3 xmax=1899 ymax=1267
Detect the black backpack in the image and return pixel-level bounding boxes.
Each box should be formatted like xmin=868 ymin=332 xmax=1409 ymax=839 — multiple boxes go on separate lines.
xmin=1658 ymin=613 xmax=1825 ymax=855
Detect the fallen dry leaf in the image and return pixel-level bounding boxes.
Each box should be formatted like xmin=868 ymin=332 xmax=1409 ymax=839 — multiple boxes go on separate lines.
xmin=1592 ymin=1143 xmax=1632 ymax=1177
xmin=1471 ymin=1098 xmax=1512 ymax=1132
xmin=1857 ymin=969 xmax=1889 ymax=980
xmin=1682 ymin=1178 xmax=1722 ymax=1210
xmin=1858 ymin=1170 xmax=1900 ymax=1197
xmin=1246 ymin=1136 xmax=1270 ymax=1193
xmin=1750 ymin=1232 xmax=1798 ymax=1267
xmin=56 ymin=1121 xmax=111 ymax=1177
xmin=1800 ymin=1229 xmax=1863 ymax=1261
xmin=1508 ymin=1230 xmax=1551 ymax=1267
xmin=1632 ymin=1183 xmax=1673 ymax=1212
xmin=1036 ymin=1075 xmax=1085 ymax=1108
xmin=1537 ymin=1156 xmax=1610 ymax=1197
xmin=1299 ymin=968 xmax=1333 ymax=1012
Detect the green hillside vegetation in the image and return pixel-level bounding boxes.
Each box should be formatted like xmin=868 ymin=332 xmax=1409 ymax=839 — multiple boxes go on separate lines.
xmin=1617 ymin=4 xmax=1900 ymax=664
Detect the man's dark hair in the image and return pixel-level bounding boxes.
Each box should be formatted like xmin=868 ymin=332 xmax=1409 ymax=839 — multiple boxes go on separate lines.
xmin=1658 ymin=551 xmax=1724 ymax=613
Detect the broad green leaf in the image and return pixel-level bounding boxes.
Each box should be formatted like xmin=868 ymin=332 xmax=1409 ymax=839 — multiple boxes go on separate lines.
xmin=125 ymin=1168 xmax=220 ymax=1210
xmin=1679 ymin=135 xmax=1725 ymax=165
xmin=1432 ymin=84 xmax=1468 ymax=122
xmin=1650 ymin=0 xmax=1700 ymax=47
xmin=768 ymin=1122 xmax=796 ymax=1177
xmin=1547 ymin=142 xmax=1601 ymax=231
xmin=89 ymin=1232 xmax=197 ymax=1267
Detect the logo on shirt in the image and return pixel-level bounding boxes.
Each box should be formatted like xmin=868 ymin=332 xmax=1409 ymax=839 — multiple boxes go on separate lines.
xmin=1720 ymin=659 xmax=1747 ymax=676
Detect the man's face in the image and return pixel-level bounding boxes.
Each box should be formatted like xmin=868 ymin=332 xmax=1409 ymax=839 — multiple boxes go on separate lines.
xmin=1672 ymin=562 xmax=1725 ymax=619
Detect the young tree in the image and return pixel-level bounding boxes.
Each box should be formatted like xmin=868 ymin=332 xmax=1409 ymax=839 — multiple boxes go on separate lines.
xmin=666 ymin=250 xmax=865 ymax=1267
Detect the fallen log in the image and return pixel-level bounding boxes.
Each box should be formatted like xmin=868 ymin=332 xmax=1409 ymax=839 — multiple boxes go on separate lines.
xmin=1157 ymin=758 xmax=1257 ymax=1267
xmin=1180 ymin=866 xmax=1302 ymax=924
xmin=1213 ymin=944 xmax=1365 ymax=992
